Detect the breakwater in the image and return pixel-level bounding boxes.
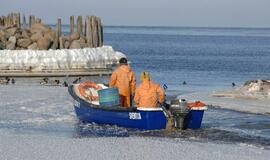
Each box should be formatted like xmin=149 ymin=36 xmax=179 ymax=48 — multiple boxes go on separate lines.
xmin=0 ymin=12 xmax=103 ymax=50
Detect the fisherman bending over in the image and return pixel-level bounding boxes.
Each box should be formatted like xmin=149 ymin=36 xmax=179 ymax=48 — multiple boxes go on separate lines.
xmin=134 ymin=72 xmax=165 ymax=108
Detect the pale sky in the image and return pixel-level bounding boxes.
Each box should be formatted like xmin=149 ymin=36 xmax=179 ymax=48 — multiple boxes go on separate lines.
xmin=1 ymin=0 xmax=270 ymax=27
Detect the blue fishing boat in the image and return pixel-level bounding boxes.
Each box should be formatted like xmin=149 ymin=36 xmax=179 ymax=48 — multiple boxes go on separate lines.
xmin=68 ymin=83 xmax=206 ymax=130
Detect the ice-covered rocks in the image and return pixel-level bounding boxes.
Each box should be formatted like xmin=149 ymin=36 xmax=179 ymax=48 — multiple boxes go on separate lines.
xmin=0 ymin=46 xmax=126 ymax=71
xmin=212 ymin=79 xmax=270 ymax=99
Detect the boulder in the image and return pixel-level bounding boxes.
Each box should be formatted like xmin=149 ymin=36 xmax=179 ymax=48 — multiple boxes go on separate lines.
xmin=37 ymin=37 xmax=51 ymax=50
xmin=22 ymin=29 xmax=30 ymax=38
xmin=1 ymin=36 xmax=7 ymax=44
xmin=15 ymin=32 xmax=24 ymax=39
xmin=79 ymin=37 xmax=87 ymax=48
xmin=27 ymin=42 xmax=38 ymax=50
xmin=30 ymin=32 xmax=43 ymax=42
xmin=8 ymin=36 xmax=16 ymax=44
xmin=16 ymin=47 xmax=24 ymax=50
xmin=0 ymin=30 xmax=5 ymax=38
xmin=44 ymin=31 xmax=55 ymax=42
xmin=64 ymin=41 xmax=70 ymax=49
xmin=6 ymin=41 xmax=16 ymax=50
xmin=30 ymin=23 xmax=51 ymax=34
xmin=5 ymin=27 xmax=18 ymax=37
xmin=69 ymin=32 xmax=80 ymax=41
xmin=0 ymin=41 xmax=4 ymax=49
xmin=79 ymin=37 xmax=86 ymax=43
xmin=61 ymin=35 xmax=69 ymax=41
xmin=17 ymin=38 xmax=32 ymax=48
xmin=69 ymin=40 xmax=81 ymax=49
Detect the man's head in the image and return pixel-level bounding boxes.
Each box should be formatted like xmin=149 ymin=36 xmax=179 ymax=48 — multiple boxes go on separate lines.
xmin=140 ymin=72 xmax=151 ymax=81
xmin=119 ymin=57 xmax=128 ymax=65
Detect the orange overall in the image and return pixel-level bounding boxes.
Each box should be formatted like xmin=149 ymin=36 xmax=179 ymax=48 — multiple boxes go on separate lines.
xmin=109 ymin=65 xmax=136 ymax=107
xmin=134 ymin=80 xmax=165 ymax=108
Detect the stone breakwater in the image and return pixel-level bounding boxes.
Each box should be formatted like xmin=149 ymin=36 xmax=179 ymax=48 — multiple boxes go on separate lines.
xmin=0 ymin=13 xmax=103 ymax=50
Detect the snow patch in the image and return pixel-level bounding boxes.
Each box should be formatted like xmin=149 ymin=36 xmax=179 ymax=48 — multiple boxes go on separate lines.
xmin=0 ymin=46 xmax=126 ymax=71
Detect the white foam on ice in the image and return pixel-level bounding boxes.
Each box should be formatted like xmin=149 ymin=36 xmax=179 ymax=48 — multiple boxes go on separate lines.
xmin=0 ymin=46 xmax=126 ymax=71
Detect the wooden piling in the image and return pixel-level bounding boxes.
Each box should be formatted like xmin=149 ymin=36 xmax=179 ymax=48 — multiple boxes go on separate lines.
xmin=3 ymin=16 xmax=7 ymax=27
xmin=55 ymin=18 xmax=62 ymax=49
xmin=70 ymin=16 xmax=74 ymax=34
xmin=14 ymin=13 xmax=20 ymax=28
xmin=85 ymin=16 xmax=93 ymax=47
xmin=22 ymin=15 xmax=26 ymax=29
xmin=29 ymin=15 xmax=36 ymax=29
xmin=77 ymin=16 xmax=82 ymax=35
xmin=91 ymin=16 xmax=98 ymax=48
xmin=96 ymin=17 xmax=103 ymax=47
xmin=57 ymin=18 xmax=62 ymax=36
xmin=0 ymin=17 xmax=3 ymax=26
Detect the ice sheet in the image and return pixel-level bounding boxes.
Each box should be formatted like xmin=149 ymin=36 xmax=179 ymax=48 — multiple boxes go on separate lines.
xmin=0 ymin=131 xmax=269 ymax=160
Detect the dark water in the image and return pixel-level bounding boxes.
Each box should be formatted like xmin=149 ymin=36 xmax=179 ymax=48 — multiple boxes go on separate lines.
xmin=2 ymin=26 xmax=270 ymax=149
xmin=104 ymin=26 xmax=270 ymax=94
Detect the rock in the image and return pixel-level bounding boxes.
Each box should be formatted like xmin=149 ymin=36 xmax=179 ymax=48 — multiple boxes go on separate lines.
xmin=44 ymin=31 xmax=55 ymax=42
xmin=69 ymin=32 xmax=80 ymax=41
xmin=30 ymin=23 xmax=51 ymax=34
xmin=0 ymin=30 xmax=5 ymax=38
xmin=8 ymin=36 xmax=16 ymax=44
xmin=17 ymin=38 xmax=32 ymax=48
xmin=30 ymin=32 xmax=43 ymax=42
xmin=5 ymin=27 xmax=18 ymax=37
xmin=69 ymin=40 xmax=81 ymax=49
xmin=79 ymin=37 xmax=87 ymax=48
xmin=0 ymin=41 xmax=4 ymax=49
xmin=64 ymin=41 xmax=70 ymax=49
xmin=79 ymin=37 xmax=86 ymax=43
xmin=15 ymin=32 xmax=24 ymax=39
xmin=80 ymin=42 xmax=87 ymax=48
xmin=61 ymin=35 xmax=69 ymax=41
xmin=1 ymin=37 xmax=7 ymax=45
xmin=50 ymin=41 xmax=57 ymax=49
xmin=37 ymin=37 xmax=51 ymax=50
xmin=22 ymin=29 xmax=30 ymax=38
xmin=27 ymin=42 xmax=38 ymax=50
xmin=16 ymin=47 xmax=24 ymax=50
xmin=6 ymin=41 xmax=16 ymax=50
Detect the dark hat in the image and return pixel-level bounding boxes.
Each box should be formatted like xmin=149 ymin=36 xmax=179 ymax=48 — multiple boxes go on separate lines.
xmin=119 ymin=57 xmax=128 ymax=64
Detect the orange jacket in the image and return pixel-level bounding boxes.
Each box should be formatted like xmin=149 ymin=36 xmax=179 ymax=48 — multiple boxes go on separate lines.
xmin=109 ymin=65 xmax=136 ymax=97
xmin=134 ymin=80 xmax=165 ymax=108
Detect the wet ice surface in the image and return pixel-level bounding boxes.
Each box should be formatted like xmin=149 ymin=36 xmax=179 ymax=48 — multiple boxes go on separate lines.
xmin=0 ymin=84 xmax=270 ymax=159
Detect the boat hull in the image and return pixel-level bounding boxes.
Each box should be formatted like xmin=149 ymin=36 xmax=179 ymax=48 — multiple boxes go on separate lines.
xmin=69 ymin=85 xmax=167 ymax=130
xmin=74 ymin=102 xmax=167 ymax=130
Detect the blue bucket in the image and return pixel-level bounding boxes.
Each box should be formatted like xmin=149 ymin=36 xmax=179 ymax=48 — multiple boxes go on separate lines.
xmin=98 ymin=88 xmax=120 ymax=107
xmin=184 ymin=110 xmax=204 ymax=129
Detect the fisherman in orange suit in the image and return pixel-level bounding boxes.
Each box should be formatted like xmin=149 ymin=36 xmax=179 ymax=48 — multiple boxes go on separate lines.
xmin=134 ymin=72 xmax=165 ymax=108
xmin=109 ymin=57 xmax=136 ymax=107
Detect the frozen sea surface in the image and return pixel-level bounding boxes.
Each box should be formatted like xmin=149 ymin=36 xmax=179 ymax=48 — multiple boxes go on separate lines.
xmin=0 ymin=85 xmax=270 ymax=160
xmin=1 ymin=131 xmax=270 ymax=160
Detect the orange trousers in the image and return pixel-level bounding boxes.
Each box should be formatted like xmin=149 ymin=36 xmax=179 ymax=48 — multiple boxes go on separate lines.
xmin=120 ymin=95 xmax=132 ymax=107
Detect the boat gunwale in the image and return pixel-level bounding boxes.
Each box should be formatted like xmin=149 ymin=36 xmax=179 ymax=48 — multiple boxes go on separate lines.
xmin=69 ymin=85 xmax=137 ymax=112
